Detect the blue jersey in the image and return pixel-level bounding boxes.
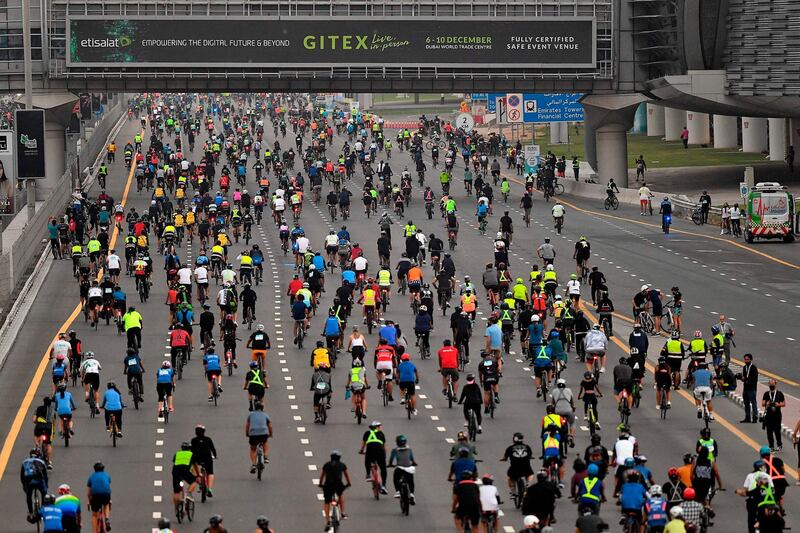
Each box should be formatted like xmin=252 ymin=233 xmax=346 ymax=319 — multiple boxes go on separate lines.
xmin=694 ymin=369 xmax=712 ymax=388
xmin=324 ymin=317 xmax=341 ymax=337
xmin=337 ymin=230 xmax=350 ymax=241
xmin=203 ymin=353 xmax=222 ymax=372
xmin=397 ymin=361 xmax=416 ymax=383
xmin=52 ymin=361 xmax=68 ymax=378
xmin=379 ymin=325 xmax=397 ymax=346
xmin=102 ymin=389 xmax=123 ymax=411
xmin=476 ymin=203 xmax=488 ymax=217
xmin=156 ymin=367 xmax=174 ymax=384
xmin=252 ymin=252 xmax=264 ymax=266
xmin=54 ymin=392 xmax=76 ymax=416
xmin=40 ymin=505 xmax=64 ymax=532
xmin=528 ymin=323 xmax=544 ymax=345
xmin=414 ymin=313 xmax=432 ymax=332
xmin=341 ymin=270 xmax=356 ymax=285
xmin=291 ymin=301 xmax=308 ymax=320
xmin=55 ymin=494 xmax=81 ymax=519
xmin=619 ymin=481 xmax=647 ymax=511
xmin=312 ymin=255 xmax=326 ymax=272
xmin=86 ymin=471 xmax=111 ymax=495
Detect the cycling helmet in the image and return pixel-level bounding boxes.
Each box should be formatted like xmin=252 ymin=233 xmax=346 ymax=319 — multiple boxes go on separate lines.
xmin=670 ymin=506 xmax=683 ymax=518
xmin=711 ymin=324 xmax=720 ymax=334
xmin=57 ymin=383 xmax=67 ymax=392
xmin=316 ymin=340 xmax=324 ymax=348
xmin=617 ymin=423 xmax=630 ymax=434
xmin=546 ymin=404 xmax=556 ymax=414
xmin=760 ymin=445 xmax=771 ymax=456
xmin=158 ymin=518 xmax=171 ymax=529
xmin=555 ymin=295 xmax=562 ymax=301
xmin=195 ymin=425 xmax=206 ymax=435
xmin=85 ymin=351 xmax=95 ymax=359
xmin=209 ymin=515 xmax=223 ymax=526
xmin=94 ymin=462 xmax=105 ymax=471
xmin=352 ymin=359 xmax=363 ymax=368
xmin=181 ymin=441 xmax=191 ymax=450
xmin=671 ymin=330 xmax=680 ymax=339
xmin=396 ymin=435 xmax=408 ymax=446
xmin=56 ymin=353 xmax=66 ymax=361
xmin=658 ymin=356 xmax=666 ymax=364
xmin=58 ymin=484 xmax=71 ymax=495
xmin=570 ymin=274 xmax=577 ymax=280
xmin=257 ymin=324 xmax=265 ymax=331
xmin=754 ymin=460 xmax=765 ymax=470
xmin=531 ymin=315 xmax=540 ymax=322
xmin=641 ymin=284 xmax=649 ymax=292
xmin=694 ymin=330 xmax=702 ymax=338
xmin=590 ymin=434 xmax=602 ymax=445
xmin=619 ymin=357 xmax=628 ymax=365
xmin=369 ymin=420 xmax=382 ymax=428
xmin=633 ymin=322 xmax=641 ymax=329
xmin=162 ymin=361 xmax=172 ymax=368
xmin=668 ymin=467 xmax=679 ymax=478
xmin=29 ymin=448 xmax=41 ymax=458
xmin=683 ymin=487 xmax=696 ymax=500
xmin=400 ymin=353 xmax=410 ymax=361
xmin=513 ymin=432 xmax=524 ymax=443
xmin=256 ymin=516 xmax=270 ymax=528
xmin=624 ymin=457 xmax=636 ymax=467
xmin=586 ymin=464 xmax=599 ymax=476
xmin=482 ymin=474 xmax=494 ymax=484
xmin=546 ymin=264 xmax=554 ymax=271
xmin=524 ymin=515 xmax=540 ymax=527
xmin=556 ymin=378 xmax=566 ymax=388
xmin=649 ymin=485 xmax=662 ymax=497
xmin=700 ymin=428 xmax=711 ymax=439
xmin=43 ymin=494 xmax=56 ymax=505
xmin=592 ymin=323 xmax=601 ymax=330
xmin=249 ymin=361 xmax=259 ymax=368
xmin=583 ymin=371 xmax=593 ymax=380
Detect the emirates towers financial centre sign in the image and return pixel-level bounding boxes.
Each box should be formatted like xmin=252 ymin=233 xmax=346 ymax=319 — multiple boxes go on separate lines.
xmin=68 ymin=17 xmax=596 ymax=69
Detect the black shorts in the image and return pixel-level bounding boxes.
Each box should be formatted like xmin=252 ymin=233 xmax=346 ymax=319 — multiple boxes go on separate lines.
xmin=34 ymin=424 xmax=52 ymax=438
xmin=88 ymin=297 xmax=103 ymax=309
xmin=441 ymin=368 xmax=459 ymax=381
xmin=108 ymin=268 xmax=120 ymax=278
xmin=248 ymin=383 xmax=266 ymax=398
xmin=408 ymin=282 xmax=421 ymax=294
xmin=83 ymin=373 xmax=100 ymax=391
xmin=655 ymin=379 xmax=672 ymax=391
xmin=326 ymin=246 xmax=337 ymax=254
xmin=172 ymin=467 xmax=195 ymax=493
xmin=456 ymin=507 xmax=480 ymax=525
xmin=89 ymin=493 xmax=111 ymax=512
xmin=52 ymin=374 xmax=66 ymax=385
xmin=482 ymin=379 xmax=498 ymax=391
xmin=156 ymin=382 xmax=173 ymax=401
xmin=667 ymin=358 xmax=682 ymax=372
xmin=615 ymin=381 xmax=633 ymax=395
xmin=206 ymin=370 xmax=221 ymax=382
xmin=322 ymin=483 xmax=345 ymax=503
xmin=399 ymin=381 xmax=416 ymax=396
xmin=196 ymin=460 xmax=214 ymax=476
xmin=249 ymin=434 xmax=269 ymax=447
xmin=533 ymin=365 xmax=551 ymax=378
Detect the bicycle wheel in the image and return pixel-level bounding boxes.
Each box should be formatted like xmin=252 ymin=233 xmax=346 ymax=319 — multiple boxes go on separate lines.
xmin=604 ymin=198 xmax=612 ymax=211
xmin=176 ymin=501 xmax=184 ymax=524
xmin=186 ymin=497 xmax=195 ymax=522
xmin=515 ymin=477 xmax=526 ymax=509
xmin=468 ymin=410 xmax=478 ymax=441
xmin=400 ymin=482 xmax=410 ymax=515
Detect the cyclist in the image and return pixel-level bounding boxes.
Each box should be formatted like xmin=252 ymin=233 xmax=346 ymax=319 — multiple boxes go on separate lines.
xmin=171 ymin=442 xmax=198 ymax=510
xmin=360 ymin=420 xmax=388 ymax=494
xmin=541 ymin=423 xmax=565 ymax=487
xmin=397 ymin=353 xmax=419 ymax=415
xmin=80 ymin=352 xmax=101 ymax=410
xmin=246 ymin=401 xmax=273 ymax=473
xmin=55 ymin=484 xmax=81 ymax=533
xmin=246 ymin=324 xmax=271 ymax=371
xmin=452 ymin=470 xmax=481 ymax=532
xmin=203 ymin=346 xmax=223 ymax=402
xmin=577 ymin=463 xmax=605 ymax=516
xmin=501 ymin=433 xmax=534 ymax=498
xmin=550 ymin=378 xmax=576 ymax=443
xmin=191 ymin=425 xmax=218 ymax=498
xmin=578 ymin=371 xmax=603 ymax=429
xmin=619 ymin=469 xmax=647 ymax=526
xmin=243 ymin=361 xmax=268 ymax=410
xmin=584 ymin=324 xmax=608 ymax=374
xmin=254 ymin=516 xmax=275 ymax=533
xmin=374 ymin=339 xmax=396 ymax=402
xmin=661 ymin=331 xmax=687 ymax=389
xmin=319 ymin=451 xmax=352 ymax=531
xmin=388 ymin=434 xmax=417 ymax=503
xmin=86 ymin=462 xmax=111 ymax=533
xmin=478 ymin=350 xmax=501 ymax=410
xmin=21 ymin=448 xmax=48 ymax=522
xmin=100 ymin=381 xmax=124 ymax=438
xmin=692 ymin=362 xmax=715 ymax=420
xmin=458 ymin=374 xmax=483 ymax=435
xmin=551 ymin=200 xmax=565 ymax=229
xmin=156 ymin=360 xmax=175 ymax=417
xmin=438 ymin=339 xmax=460 ymax=397
xmin=613 ymin=356 xmax=635 ymax=412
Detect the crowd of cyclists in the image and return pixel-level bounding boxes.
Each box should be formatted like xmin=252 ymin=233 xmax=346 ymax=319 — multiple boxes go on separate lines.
xmin=20 ymin=91 xmax=789 ymax=533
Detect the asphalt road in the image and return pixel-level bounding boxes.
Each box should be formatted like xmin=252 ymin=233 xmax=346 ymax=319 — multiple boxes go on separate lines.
xmin=0 ymin=105 xmax=798 ymax=533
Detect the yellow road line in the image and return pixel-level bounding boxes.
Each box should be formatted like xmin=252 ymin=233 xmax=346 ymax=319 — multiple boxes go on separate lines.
xmin=0 ymin=132 xmax=140 ymax=481
xmin=502 ymin=173 xmax=800 ymax=271
xmin=608 ymin=310 xmax=800 ymax=388
xmin=581 ymin=305 xmax=798 ymax=480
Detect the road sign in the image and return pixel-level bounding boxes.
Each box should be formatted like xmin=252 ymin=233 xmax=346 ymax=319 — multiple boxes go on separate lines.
xmin=521 ymin=93 xmax=584 ymax=122
xmin=740 ymin=182 xmax=749 ymax=198
xmin=506 ymin=93 xmax=524 ymax=123
xmin=495 ymin=96 xmax=507 ymax=124
xmin=456 ymin=113 xmax=475 ymax=133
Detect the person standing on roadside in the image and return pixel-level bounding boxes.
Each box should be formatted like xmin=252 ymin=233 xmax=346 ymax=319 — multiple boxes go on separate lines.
xmin=737 ymin=353 xmax=759 ymax=424
xmin=638 ymin=182 xmax=652 ymax=216
xmin=762 ymin=380 xmax=785 ymax=451
xmin=680 ymin=127 xmax=689 ymax=149
xmin=635 ymin=155 xmax=647 ymax=182
xmin=720 ymin=202 xmax=730 ymax=235
xmin=717 ymin=315 xmax=734 ymax=365
xmin=698 ymin=191 xmax=711 ymax=224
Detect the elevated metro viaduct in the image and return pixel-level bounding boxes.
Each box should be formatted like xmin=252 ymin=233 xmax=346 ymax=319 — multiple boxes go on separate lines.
xmin=3 ymin=0 xmax=799 ymax=191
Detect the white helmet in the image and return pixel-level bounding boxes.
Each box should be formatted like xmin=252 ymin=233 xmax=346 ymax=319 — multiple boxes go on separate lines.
xmin=670 ymin=506 xmax=683 ymax=518
xmin=496 ymin=232 xmax=503 ymax=239
xmin=640 ymin=284 xmax=649 ymax=292
xmin=546 ymin=265 xmax=554 ymax=271
xmin=523 ymin=515 xmax=540 ymax=527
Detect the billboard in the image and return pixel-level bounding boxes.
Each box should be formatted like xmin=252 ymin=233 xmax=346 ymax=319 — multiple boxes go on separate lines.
xmin=68 ymin=17 xmax=596 ymax=68
xmin=15 ymin=110 xmax=46 ymax=180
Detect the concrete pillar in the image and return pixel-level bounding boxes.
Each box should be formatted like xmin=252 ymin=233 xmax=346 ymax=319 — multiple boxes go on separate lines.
xmin=559 ymin=122 xmax=569 ymax=144
xmin=768 ymin=118 xmax=787 ymax=161
xmin=646 ymin=104 xmax=665 ymax=137
xmin=584 ymin=121 xmax=597 ymax=171
xmin=687 ymin=111 xmax=710 ymax=145
xmin=712 ymin=115 xmax=738 ymax=148
xmin=664 ymin=107 xmax=685 ymax=140
xmin=790 ymin=118 xmax=800 ymax=152
xmin=550 ymin=122 xmax=561 ymax=144
xmin=596 ymin=123 xmax=629 ymax=188
xmin=42 ymin=120 xmax=66 ymax=197
xmin=741 ymin=117 xmax=768 ymax=153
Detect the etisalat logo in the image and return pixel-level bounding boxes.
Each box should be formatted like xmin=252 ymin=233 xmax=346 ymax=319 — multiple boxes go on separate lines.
xmin=79 ymin=36 xmax=133 ymax=48
xmin=19 ymin=134 xmax=37 ymax=150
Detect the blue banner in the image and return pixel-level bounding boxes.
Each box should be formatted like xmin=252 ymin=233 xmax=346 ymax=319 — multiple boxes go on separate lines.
xmin=522 ymin=93 xmax=584 ymax=122
xmin=470 ymin=93 xmax=488 ymax=101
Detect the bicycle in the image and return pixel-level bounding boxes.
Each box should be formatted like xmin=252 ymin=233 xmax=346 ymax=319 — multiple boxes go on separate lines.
xmin=60 ymin=415 xmax=71 ymax=448
xmin=487 ymin=386 xmax=496 ymax=419
xmin=32 ymin=488 xmax=42 ymax=533
xmin=108 ymin=412 xmax=119 ymax=447
xmin=417 ymin=334 xmax=430 ymax=359
xmin=478 ymin=217 xmax=487 ymax=235
xmin=554 ymin=216 xmax=563 ymax=234
xmin=618 ymin=391 xmax=631 ymax=425
xmin=295 ymin=320 xmax=306 ymax=349
xmin=197 ymin=463 xmax=209 ymax=503
xmin=404 ymin=386 xmax=414 ymax=420
xmin=438 ymin=290 xmax=450 ymax=317
xmin=138 ymin=276 xmax=149 ymax=302
xmin=636 ymin=310 xmax=656 ymax=336
xmin=369 ymin=460 xmax=382 ymax=500
xmin=604 ymin=194 xmax=619 ymax=210
xmin=632 ymin=378 xmax=642 ymax=409
xmin=211 ymin=373 xmax=221 ymax=406
xmin=511 ymin=475 xmax=527 ymax=509
xmin=660 ymin=388 xmax=670 ymax=420
xmin=88 ymin=386 xmax=97 ymax=419
xmin=379 ymin=370 xmax=390 ymax=407
xmin=446 ymin=374 xmax=455 ymax=408
xmin=255 ymin=442 xmax=266 ymax=481
xmin=366 ymin=306 xmax=375 ymax=335
xmin=587 ymin=401 xmax=599 ymax=435
xmin=354 ymin=390 xmax=365 ymax=425
xmin=622 ymin=510 xmax=640 ymax=533
xmin=175 ymin=480 xmax=195 ymax=523
xmin=661 ymin=298 xmax=676 ymax=334
xmin=482 ymin=511 xmax=499 ymax=533
xmin=329 ymin=498 xmax=342 ymax=533
xmin=316 ymin=392 xmax=329 ymax=425
xmin=466 ymin=406 xmax=479 ymax=441
xmin=391 ymin=465 xmax=414 ymax=515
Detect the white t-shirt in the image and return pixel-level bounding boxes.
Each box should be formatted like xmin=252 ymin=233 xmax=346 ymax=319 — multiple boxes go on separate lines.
xmin=52 ymin=340 xmax=71 ymax=359
xmin=353 ymin=256 xmax=368 ymax=272
xmin=194 ymin=266 xmax=208 ymax=284
xmin=614 ymin=437 xmax=637 ymax=464
xmin=415 ymin=233 xmax=427 ymax=247
xmin=274 ymin=197 xmax=286 ymax=211
xmin=325 ymin=235 xmax=339 ymax=247
xmin=221 ymin=270 xmax=236 ymax=285
xmin=106 ymin=254 xmax=121 ymax=270
xmin=81 ymin=358 xmax=101 ymax=375
xmin=88 ymin=287 xmax=103 ymax=299
xmin=551 ymin=205 xmax=565 ymax=217
xmin=730 ymin=207 xmax=741 ymax=220
xmin=566 ymin=279 xmax=581 ymax=295
xmin=721 ymin=207 xmax=730 ymax=219
xmin=479 ymin=484 xmax=500 ymax=512
xmin=639 ymin=186 xmax=651 ymax=200
xmin=216 ymin=288 xmax=228 ymax=306
xmin=177 ymin=267 xmax=193 ymax=285
xmin=296 ymin=236 xmax=310 ymax=253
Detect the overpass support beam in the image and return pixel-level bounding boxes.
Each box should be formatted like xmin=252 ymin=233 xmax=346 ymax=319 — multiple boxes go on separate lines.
xmin=742 ymin=117 xmax=768 ymax=154
xmin=713 ymin=115 xmax=738 ymax=148
xmin=581 ymin=94 xmax=648 ymax=189
xmin=687 ymin=111 xmax=710 ymax=145
xmin=646 ymin=104 xmax=665 ymax=137
xmin=768 ymin=118 xmax=787 ymax=162
xmin=664 ymin=107 xmax=685 ymax=141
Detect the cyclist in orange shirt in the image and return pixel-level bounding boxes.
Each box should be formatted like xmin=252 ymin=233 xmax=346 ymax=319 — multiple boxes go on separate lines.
xmin=406 ymin=263 xmax=423 ymax=305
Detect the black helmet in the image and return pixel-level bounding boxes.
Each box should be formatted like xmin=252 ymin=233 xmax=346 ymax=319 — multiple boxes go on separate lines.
xmin=181 ymin=441 xmax=191 ymax=450
xmin=700 ymin=427 xmax=711 ymax=438
xmin=195 ymin=424 xmax=206 ymax=436
xmin=256 ymin=516 xmax=270 ymax=527
xmin=43 ymin=494 xmax=56 ymax=505
xmin=209 ymin=514 xmax=223 ymax=526
xmin=93 ymin=462 xmax=105 ymax=471
xmin=158 ymin=517 xmax=171 ymax=529
xmin=513 ymin=432 xmax=524 ymax=443
xmin=590 ymin=433 xmax=602 ymax=445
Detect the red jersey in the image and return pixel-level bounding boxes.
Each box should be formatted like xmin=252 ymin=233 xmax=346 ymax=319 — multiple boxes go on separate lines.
xmin=438 ymin=346 xmax=459 ymax=369
xmin=375 ymin=346 xmax=396 ymax=364
xmin=170 ymin=328 xmax=190 ymax=347
xmin=287 ymin=279 xmax=303 ymax=296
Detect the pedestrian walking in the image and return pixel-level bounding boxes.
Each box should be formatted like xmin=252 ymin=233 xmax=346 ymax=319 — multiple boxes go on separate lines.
xmin=698 ymin=191 xmax=711 ymax=224
xmin=635 ymin=155 xmax=647 ymax=182
xmin=638 ymin=183 xmax=652 ymax=216
xmin=761 ymin=379 xmax=786 ymax=451
xmin=680 ymin=127 xmax=689 ymax=149
xmin=720 ymin=203 xmax=731 ymax=235
xmin=737 ymin=353 xmax=759 ymax=424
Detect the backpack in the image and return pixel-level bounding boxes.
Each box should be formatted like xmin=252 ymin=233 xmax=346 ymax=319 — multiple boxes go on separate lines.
xmin=22 ymin=459 xmax=39 ymax=478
